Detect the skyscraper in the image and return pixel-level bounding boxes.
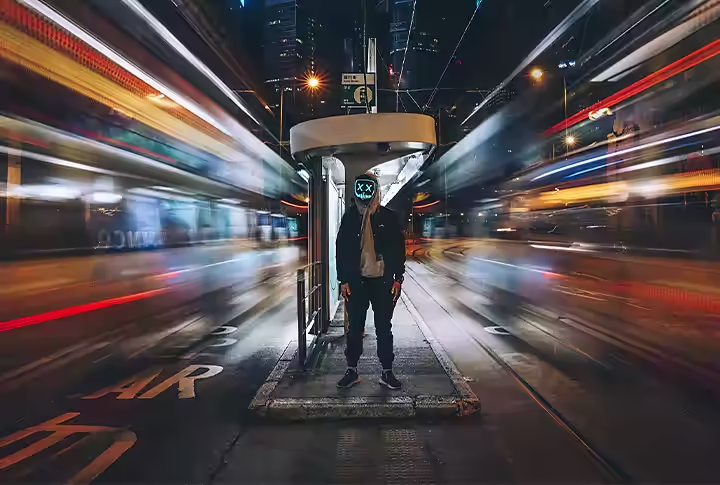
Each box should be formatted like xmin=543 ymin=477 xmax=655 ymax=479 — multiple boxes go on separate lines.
xmin=263 ymin=0 xmax=317 ymax=126
xmin=389 ymin=0 xmax=414 ymax=89
xmin=343 ymin=24 xmax=363 ymax=74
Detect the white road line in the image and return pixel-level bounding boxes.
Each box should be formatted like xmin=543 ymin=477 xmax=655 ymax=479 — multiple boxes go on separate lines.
xmin=0 ymin=341 xmax=90 ymax=384
xmin=126 ymin=315 xmax=204 ymax=359
xmin=1 ymin=342 xmax=111 ymax=392
xmin=0 ymin=326 xmax=130 ymax=385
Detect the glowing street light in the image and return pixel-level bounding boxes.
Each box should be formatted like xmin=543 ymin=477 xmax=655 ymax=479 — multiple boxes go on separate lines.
xmin=530 ymin=68 xmax=544 ymax=80
xmin=307 ymin=77 xmax=320 ymax=89
xmin=565 ymin=135 xmax=576 ymax=146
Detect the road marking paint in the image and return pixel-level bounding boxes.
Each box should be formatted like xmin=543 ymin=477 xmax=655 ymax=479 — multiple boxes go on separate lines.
xmin=138 ymin=365 xmax=223 ymax=399
xmin=484 ymin=326 xmax=511 ymax=335
xmin=210 ymin=326 xmax=237 ymax=336
xmin=0 ymin=431 xmax=75 ymax=469
xmin=0 ymin=412 xmax=136 ymax=485
xmin=208 ymin=338 xmax=237 ymax=347
xmin=66 ymin=430 xmax=136 ymax=485
xmin=83 ymin=369 xmax=162 ymax=400
xmin=0 ymin=341 xmax=90 ymax=384
xmin=82 ymin=364 xmax=223 ymax=400
xmin=126 ymin=315 xmax=203 ymax=359
xmin=1 ymin=342 xmax=111 ymax=392
xmin=0 ymin=325 xmax=131 ymax=387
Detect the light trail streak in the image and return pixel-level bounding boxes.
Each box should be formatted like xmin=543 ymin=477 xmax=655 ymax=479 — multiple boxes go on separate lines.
xmin=546 ymin=39 xmax=720 ymax=136
xmin=533 ymin=124 xmax=720 ymax=181
xmin=462 ymin=0 xmax=601 ymax=125
xmin=120 ymin=0 xmax=261 ymax=126
xmin=18 ymin=0 xmax=232 ymax=136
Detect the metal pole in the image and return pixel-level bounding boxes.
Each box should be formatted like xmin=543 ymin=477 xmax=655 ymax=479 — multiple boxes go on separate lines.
xmin=368 ymin=38 xmax=378 ymax=114
xmin=564 ymin=76 xmax=568 ymax=155
xmin=320 ymin=174 xmax=330 ymax=332
xmin=297 ymin=268 xmax=306 ymax=368
xmin=308 ymin=164 xmax=316 ymax=333
xmin=309 ymin=158 xmax=325 ymax=334
xmin=441 ymin=108 xmax=448 ymax=231
xmin=279 ymin=88 xmax=284 ymax=156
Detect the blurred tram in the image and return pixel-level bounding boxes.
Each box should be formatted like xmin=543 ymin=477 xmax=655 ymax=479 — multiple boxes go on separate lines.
xmin=0 ymin=117 xmax=308 ymax=260
xmin=497 ymin=123 xmax=720 ymax=255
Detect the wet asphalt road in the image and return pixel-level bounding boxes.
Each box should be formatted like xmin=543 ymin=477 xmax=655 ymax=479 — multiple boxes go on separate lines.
xmin=0 ymin=285 xmax=298 ymax=484
xmin=2 ymin=247 xmax=720 ymax=483
xmin=0 ymin=246 xmax=300 ymax=484
xmin=407 ymin=251 xmax=720 ymax=483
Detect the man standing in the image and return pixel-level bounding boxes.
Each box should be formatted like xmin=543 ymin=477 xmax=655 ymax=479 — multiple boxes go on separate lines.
xmin=335 ymin=172 xmax=405 ymax=390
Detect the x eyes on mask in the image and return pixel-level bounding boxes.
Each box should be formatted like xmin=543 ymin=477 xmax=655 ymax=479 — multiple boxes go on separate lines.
xmin=354 ymin=179 xmax=377 ymax=201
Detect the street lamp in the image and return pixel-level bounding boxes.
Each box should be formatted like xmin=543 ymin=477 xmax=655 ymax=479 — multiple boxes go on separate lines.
xmin=530 ymin=68 xmax=543 ymax=80
xmin=306 ymin=76 xmax=320 ymax=90
xmin=565 ymin=135 xmax=576 ymax=146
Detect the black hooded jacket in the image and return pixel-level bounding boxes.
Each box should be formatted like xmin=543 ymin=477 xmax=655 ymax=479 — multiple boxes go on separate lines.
xmin=336 ymin=204 xmax=406 ymax=286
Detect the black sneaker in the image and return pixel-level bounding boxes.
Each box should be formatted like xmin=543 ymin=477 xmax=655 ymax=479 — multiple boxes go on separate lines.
xmin=379 ymin=370 xmax=402 ymax=390
xmin=337 ymin=368 xmax=361 ymax=388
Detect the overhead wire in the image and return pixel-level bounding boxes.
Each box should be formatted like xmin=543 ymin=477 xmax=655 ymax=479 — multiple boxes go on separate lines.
xmin=396 ymin=0 xmax=417 ymax=112
xmin=424 ymin=0 xmax=482 ymax=111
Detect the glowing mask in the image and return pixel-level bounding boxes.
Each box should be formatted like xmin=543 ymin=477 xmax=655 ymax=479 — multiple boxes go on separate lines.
xmin=354 ymin=177 xmax=377 ymax=201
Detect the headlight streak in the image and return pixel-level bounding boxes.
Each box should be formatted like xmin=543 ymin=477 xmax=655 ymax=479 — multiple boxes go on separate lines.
xmin=18 ymin=0 xmax=232 ymax=137
xmin=119 ymin=0 xmax=261 ymax=126
xmin=531 ymin=124 xmax=720 ymax=182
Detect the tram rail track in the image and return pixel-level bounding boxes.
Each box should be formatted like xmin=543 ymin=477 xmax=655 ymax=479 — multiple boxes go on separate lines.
xmin=404 ymin=263 xmax=633 ymax=484
xmin=429 ymin=246 xmax=720 ymax=393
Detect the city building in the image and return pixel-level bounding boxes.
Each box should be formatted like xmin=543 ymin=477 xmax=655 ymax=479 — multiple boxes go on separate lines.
xmin=263 ymin=0 xmax=317 ymax=130
xmin=342 ymin=19 xmax=363 ymax=74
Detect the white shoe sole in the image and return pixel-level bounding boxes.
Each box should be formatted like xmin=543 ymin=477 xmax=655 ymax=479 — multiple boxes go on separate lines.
xmin=379 ymin=378 xmax=401 ymax=390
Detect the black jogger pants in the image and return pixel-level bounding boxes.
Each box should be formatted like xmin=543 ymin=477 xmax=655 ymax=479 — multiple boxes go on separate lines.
xmin=345 ymin=276 xmax=396 ymax=369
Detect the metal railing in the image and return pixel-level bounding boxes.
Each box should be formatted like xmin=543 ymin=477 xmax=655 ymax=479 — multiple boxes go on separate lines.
xmin=296 ymin=261 xmax=322 ymax=369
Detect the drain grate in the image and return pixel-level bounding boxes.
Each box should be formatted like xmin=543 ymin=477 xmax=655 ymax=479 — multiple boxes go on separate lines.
xmin=334 ymin=429 xmax=377 ymax=484
xmin=381 ymin=429 xmax=435 ymax=484
xmin=334 ymin=428 xmax=436 ymax=484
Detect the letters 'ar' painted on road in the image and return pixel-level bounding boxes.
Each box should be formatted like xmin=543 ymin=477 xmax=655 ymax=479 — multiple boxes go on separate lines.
xmin=83 ymin=365 xmax=223 ymax=400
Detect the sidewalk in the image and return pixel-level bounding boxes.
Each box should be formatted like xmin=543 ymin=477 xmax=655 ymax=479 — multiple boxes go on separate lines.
xmin=250 ymin=296 xmax=479 ymax=420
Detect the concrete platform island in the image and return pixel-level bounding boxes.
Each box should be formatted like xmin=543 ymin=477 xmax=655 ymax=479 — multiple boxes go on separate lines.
xmin=250 ymin=297 xmax=480 ymax=420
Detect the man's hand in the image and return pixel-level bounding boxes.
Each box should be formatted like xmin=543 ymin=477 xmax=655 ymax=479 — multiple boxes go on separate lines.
xmin=341 ymin=283 xmax=351 ymax=301
xmin=391 ymin=281 xmax=402 ymax=305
